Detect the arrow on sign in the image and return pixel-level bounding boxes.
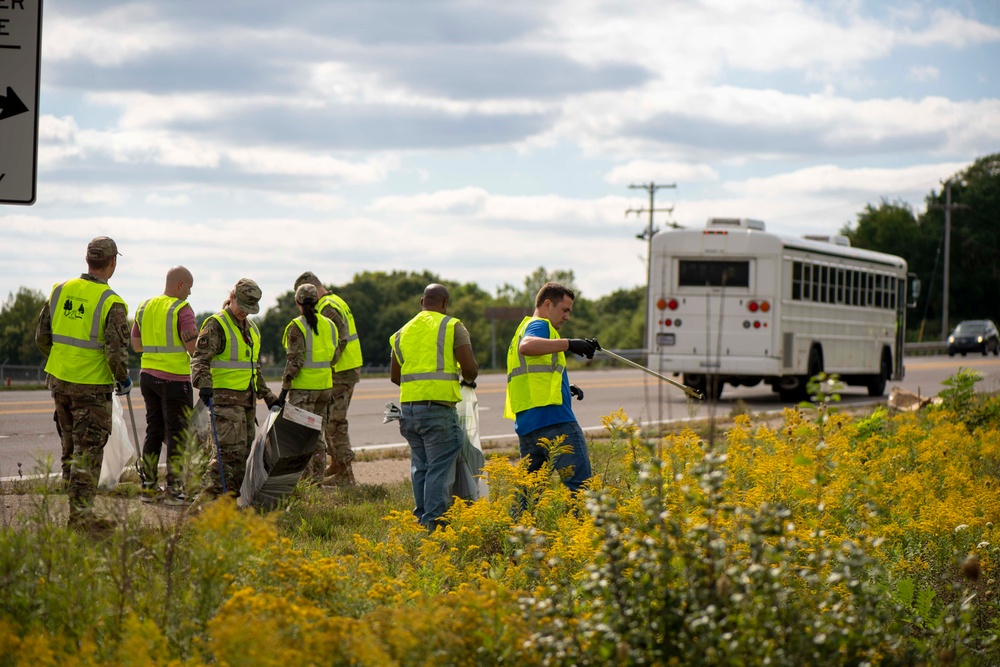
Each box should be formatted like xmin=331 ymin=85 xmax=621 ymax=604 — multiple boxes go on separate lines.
xmin=0 ymin=87 xmax=28 ymax=121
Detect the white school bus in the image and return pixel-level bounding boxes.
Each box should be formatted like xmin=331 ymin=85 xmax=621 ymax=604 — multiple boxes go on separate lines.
xmin=647 ymin=217 xmax=915 ymax=401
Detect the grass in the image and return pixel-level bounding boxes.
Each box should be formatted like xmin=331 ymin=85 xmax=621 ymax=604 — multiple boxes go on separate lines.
xmin=2 ymin=379 xmax=998 ymax=665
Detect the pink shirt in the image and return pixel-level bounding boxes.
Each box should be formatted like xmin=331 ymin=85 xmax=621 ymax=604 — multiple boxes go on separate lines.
xmin=132 ymin=303 xmax=197 ymax=382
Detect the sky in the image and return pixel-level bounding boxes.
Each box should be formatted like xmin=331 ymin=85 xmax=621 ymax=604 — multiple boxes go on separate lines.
xmin=1 ymin=0 xmax=999 ymax=316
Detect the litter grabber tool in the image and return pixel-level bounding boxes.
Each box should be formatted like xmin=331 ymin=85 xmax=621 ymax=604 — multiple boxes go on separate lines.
xmin=207 ymin=397 xmax=227 ymax=495
xmin=124 ymin=393 xmax=143 ymax=472
xmin=596 ymin=347 xmax=705 ymax=401
xmin=115 ymin=376 xmax=145 ymax=477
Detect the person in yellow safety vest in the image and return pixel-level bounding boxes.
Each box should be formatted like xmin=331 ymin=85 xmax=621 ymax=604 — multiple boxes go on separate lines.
xmin=504 ymin=282 xmax=600 ymax=495
xmin=130 ymin=266 xmax=198 ymax=505
xmin=294 ymin=271 xmax=363 ymax=486
xmin=34 ymin=236 xmax=131 ymax=534
xmin=279 ymin=283 xmax=339 ymax=481
xmin=190 ymin=278 xmax=279 ymax=498
xmin=389 ymin=283 xmax=478 ymax=530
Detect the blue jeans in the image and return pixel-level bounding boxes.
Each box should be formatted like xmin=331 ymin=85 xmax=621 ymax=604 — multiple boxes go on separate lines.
xmin=518 ymin=421 xmax=593 ymax=493
xmin=399 ymin=403 xmax=462 ymax=528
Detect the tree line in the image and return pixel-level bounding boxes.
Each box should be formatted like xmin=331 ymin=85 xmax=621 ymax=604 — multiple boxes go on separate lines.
xmin=842 ymin=153 xmax=1000 ymax=340
xmin=0 ymin=267 xmax=645 ymax=371
xmin=3 ymin=151 xmax=998 ymax=367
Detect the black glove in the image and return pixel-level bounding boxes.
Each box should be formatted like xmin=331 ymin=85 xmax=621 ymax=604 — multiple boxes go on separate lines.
xmin=199 ymin=386 xmax=213 ymax=405
xmin=566 ymin=338 xmax=598 ymax=359
xmin=114 ymin=376 xmax=133 ymax=396
xmin=270 ymin=389 xmax=288 ymax=410
xmin=570 ymin=384 xmax=584 ymax=401
xmin=585 ymin=338 xmax=602 ymax=351
xmin=460 ymin=380 xmax=477 ymax=389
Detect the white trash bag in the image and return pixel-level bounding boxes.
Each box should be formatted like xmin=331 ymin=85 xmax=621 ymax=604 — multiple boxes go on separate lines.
xmin=99 ymin=396 xmax=140 ymax=490
xmin=452 ymin=384 xmax=488 ymax=501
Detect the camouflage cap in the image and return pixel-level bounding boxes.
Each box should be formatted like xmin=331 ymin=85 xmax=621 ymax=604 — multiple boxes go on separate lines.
xmin=295 ymin=283 xmax=319 ymax=304
xmin=86 ymin=236 xmax=121 ymax=262
xmin=233 ymin=278 xmax=262 ymax=314
xmin=294 ymin=271 xmax=321 ymax=290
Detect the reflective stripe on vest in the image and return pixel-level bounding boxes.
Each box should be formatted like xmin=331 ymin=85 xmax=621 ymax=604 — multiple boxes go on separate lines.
xmin=282 ymin=314 xmax=337 ymax=390
xmin=503 ymin=316 xmax=565 ymax=419
xmin=390 ymin=311 xmax=461 ymax=403
xmin=318 ymin=293 xmax=363 ymax=371
xmin=206 ymin=309 xmax=261 ymax=390
xmin=137 ymin=295 xmax=191 ymax=375
xmin=44 ymin=278 xmax=127 ymax=385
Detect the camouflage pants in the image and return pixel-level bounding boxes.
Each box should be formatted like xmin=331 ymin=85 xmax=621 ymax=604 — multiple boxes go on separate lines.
xmin=205 ymin=403 xmax=255 ymax=497
xmin=288 ymin=388 xmax=332 ymax=481
xmin=52 ymin=390 xmax=112 ymax=519
xmin=326 ymin=371 xmax=359 ymax=466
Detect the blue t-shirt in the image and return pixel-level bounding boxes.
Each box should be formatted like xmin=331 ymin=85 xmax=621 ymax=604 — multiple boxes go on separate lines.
xmin=513 ymin=319 xmax=574 ymax=436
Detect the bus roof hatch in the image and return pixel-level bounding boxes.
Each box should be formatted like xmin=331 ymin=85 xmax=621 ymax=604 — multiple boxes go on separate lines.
xmin=707 ymin=217 xmax=766 ymax=231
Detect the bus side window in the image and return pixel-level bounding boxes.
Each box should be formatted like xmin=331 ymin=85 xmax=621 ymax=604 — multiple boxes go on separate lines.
xmin=792 ymin=261 xmax=802 ymax=300
xmin=836 ymin=269 xmax=845 ymax=304
xmin=875 ymin=274 xmax=883 ymax=308
xmin=851 ymin=270 xmax=860 ymax=306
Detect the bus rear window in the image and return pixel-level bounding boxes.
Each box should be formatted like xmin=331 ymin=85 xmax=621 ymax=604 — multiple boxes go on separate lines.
xmin=678 ymin=260 xmax=750 ymax=288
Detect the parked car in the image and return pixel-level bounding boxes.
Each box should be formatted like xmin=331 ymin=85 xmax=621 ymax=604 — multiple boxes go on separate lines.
xmin=947 ymin=320 xmax=1000 ymax=356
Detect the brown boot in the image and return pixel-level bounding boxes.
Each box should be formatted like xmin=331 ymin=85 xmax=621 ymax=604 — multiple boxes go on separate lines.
xmin=322 ymin=459 xmax=357 ymax=487
xmin=68 ymin=512 xmax=116 ymax=535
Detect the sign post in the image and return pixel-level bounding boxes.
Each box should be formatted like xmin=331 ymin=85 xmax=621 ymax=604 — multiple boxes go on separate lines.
xmin=0 ymin=0 xmax=42 ymax=205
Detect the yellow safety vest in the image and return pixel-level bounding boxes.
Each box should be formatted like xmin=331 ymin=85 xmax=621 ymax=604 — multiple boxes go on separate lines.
xmin=318 ymin=293 xmax=363 ymax=371
xmin=282 ymin=315 xmax=337 ymax=390
xmin=390 ymin=311 xmax=461 ymax=403
xmin=137 ymin=295 xmax=191 ymax=376
xmin=504 ymin=316 xmax=565 ymax=419
xmin=44 ymin=278 xmax=127 ymax=385
xmin=206 ymin=309 xmax=261 ymax=391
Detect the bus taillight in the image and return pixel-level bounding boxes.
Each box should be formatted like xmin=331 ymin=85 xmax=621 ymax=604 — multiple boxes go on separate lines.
xmin=760 ymin=300 xmax=771 ymax=312
xmin=748 ymin=301 xmax=759 ymax=312
xmin=668 ymin=298 xmax=678 ymax=310
xmin=656 ymin=298 xmax=667 ymax=310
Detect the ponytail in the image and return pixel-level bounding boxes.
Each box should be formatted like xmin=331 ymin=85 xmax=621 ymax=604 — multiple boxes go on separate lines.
xmin=301 ymin=301 xmax=319 ymax=334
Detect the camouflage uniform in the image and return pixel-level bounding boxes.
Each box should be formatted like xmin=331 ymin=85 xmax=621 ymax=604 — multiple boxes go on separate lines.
xmin=35 ymin=241 xmax=130 ymax=530
xmin=190 ymin=301 xmax=277 ymax=498
xmin=281 ymin=322 xmax=333 ymax=480
xmin=320 ymin=302 xmax=360 ymax=484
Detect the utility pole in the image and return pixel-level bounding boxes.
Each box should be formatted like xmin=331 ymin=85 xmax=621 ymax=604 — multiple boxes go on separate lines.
xmin=930 ymin=180 xmax=971 ymax=340
xmin=626 ymin=182 xmax=676 ymax=352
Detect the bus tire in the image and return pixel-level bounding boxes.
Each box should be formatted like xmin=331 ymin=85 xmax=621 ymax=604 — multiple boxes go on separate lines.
xmin=808 ymin=346 xmax=823 ymax=380
xmin=867 ymin=348 xmax=890 ymax=397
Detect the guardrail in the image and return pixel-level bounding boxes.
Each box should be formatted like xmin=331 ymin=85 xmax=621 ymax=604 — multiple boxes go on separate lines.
xmin=0 ymin=343 xmax=952 ymax=387
xmin=903 ymin=341 xmax=948 ymax=356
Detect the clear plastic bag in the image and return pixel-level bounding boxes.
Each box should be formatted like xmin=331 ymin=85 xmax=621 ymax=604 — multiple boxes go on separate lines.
xmin=98 ymin=396 xmax=140 ymax=490
xmin=452 ymin=385 xmax=488 ymax=500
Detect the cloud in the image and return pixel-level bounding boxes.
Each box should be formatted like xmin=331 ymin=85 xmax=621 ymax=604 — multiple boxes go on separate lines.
xmin=613 ymin=87 xmax=998 ymax=158
xmin=605 ymin=161 xmax=720 ymax=185
xmin=901 ymin=8 xmax=1000 ymax=48
xmin=724 ymin=162 xmax=970 ymax=198
xmin=145 ymin=193 xmax=191 ymax=207
xmin=906 ymin=65 xmax=940 ymax=83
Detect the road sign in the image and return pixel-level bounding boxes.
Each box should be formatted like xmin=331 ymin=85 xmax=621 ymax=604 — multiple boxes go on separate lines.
xmin=0 ymin=0 xmax=42 ymax=205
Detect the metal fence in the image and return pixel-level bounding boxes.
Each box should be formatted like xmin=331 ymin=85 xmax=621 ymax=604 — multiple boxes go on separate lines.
xmin=0 ymin=362 xmax=47 ymax=386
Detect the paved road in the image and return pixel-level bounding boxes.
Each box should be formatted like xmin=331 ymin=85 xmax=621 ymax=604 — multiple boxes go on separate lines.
xmin=2 ymin=355 xmax=999 ymax=479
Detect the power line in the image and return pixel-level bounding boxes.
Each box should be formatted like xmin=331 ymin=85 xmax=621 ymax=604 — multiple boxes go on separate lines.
xmin=928 ymin=180 xmax=972 ymax=339
xmin=625 ymin=182 xmax=676 ymax=352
